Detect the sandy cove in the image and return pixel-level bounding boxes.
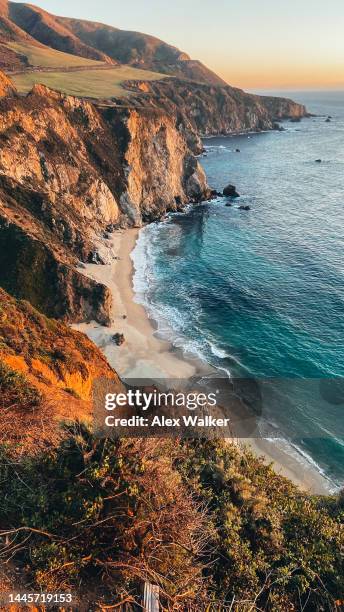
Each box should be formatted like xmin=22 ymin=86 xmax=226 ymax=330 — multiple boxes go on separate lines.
xmin=74 ymin=228 xmax=332 ymax=495
xmin=74 ymin=228 xmax=210 ymax=380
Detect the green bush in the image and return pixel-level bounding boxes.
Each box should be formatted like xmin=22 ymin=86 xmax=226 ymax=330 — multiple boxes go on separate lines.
xmin=177 ymin=439 xmax=344 ymax=610
xmin=0 ymin=427 xmax=208 ymax=608
xmin=0 ymin=431 xmax=343 ymax=610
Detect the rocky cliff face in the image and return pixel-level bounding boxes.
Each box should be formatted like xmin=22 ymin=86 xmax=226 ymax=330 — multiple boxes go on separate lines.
xmin=103 ymin=106 xmax=210 ymax=223
xmin=122 ymin=79 xmax=307 ymax=152
xmin=0 ymin=75 xmax=210 ymax=322
xmin=0 ymin=66 xmax=16 ymax=95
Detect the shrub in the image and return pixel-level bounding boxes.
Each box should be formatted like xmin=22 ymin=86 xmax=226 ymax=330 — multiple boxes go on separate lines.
xmin=0 ymin=432 xmax=343 ymax=610
xmin=176 ymin=439 xmax=344 ymax=611
xmin=0 ymin=361 xmax=42 ymax=411
xmin=0 ymin=427 xmax=208 ymax=608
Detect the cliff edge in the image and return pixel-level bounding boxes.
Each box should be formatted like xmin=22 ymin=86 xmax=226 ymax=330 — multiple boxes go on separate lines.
xmin=0 ymin=74 xmax=211 ymax=323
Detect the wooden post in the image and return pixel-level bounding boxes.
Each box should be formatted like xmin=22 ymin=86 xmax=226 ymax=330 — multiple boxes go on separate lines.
xmin=143 ymin=582 xmax=160 ymax=612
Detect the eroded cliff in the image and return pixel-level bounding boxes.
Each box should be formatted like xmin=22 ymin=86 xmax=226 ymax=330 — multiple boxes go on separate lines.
xmin=0 ymin=75 xmax=211 ymax=322
xmin=122 ymin=78 xmax=307 ymax=152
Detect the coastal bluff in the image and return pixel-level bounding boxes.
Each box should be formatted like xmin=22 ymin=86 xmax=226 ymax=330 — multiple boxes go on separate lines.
xmin=0 ymin=74 xmax=210 ymax=323
xmin=120 ymin=78 xmax=307 ymax=153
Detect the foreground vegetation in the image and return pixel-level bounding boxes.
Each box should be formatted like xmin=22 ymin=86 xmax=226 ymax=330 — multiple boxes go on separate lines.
xmin=0 ymin=428 xmax=342 ymax=610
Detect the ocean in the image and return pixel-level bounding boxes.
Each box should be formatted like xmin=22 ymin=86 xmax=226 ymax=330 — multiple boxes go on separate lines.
xmin=132 ymin=91 xmax=344 ymax=489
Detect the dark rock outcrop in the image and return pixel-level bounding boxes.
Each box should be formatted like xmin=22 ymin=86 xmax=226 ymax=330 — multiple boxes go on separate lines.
xmin=223 ymin=184 xmax=240 ymax=198
xmin=112 ymin=333 xmax=125 ymax=346
xmin=0 ymin=219 xmax=112 ymax=324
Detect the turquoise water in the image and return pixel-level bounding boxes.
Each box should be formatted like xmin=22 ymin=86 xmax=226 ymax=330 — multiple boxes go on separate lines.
xmin=132 ymin=92 xmax=344 ymax=488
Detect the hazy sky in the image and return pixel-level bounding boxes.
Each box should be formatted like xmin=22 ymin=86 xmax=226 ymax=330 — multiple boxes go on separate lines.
xmin=12 ymin=0 xmax=344 ymax=90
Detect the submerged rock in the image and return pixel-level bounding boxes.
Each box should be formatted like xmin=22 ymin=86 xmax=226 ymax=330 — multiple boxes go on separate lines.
xmin=239 ymin=205 xmax=251 ymax=211
xmin=223 ymin=184 xmax=240 ymax=198
xmin=315 ymin=159 xmax=322 ymax=163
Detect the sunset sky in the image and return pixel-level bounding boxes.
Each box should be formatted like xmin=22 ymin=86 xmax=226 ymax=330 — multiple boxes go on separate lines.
xmin=12 ymin=0 xmax=344 ymax=90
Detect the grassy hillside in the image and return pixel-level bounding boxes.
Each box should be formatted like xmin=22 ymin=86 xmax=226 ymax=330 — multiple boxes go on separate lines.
xmin=8 ymin=1 xmax=112 ymax=63
xmin=7 ymin=1 xmax=227 ymax=85
xmin=12 ymin=65 xmax=166 ymax=98
xmin=8 ymin=40 xmax=103 ymax=68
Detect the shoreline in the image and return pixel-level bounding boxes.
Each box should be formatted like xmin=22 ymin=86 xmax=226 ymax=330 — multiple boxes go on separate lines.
xmin=74 ymin=228 xmax=333 ymax=495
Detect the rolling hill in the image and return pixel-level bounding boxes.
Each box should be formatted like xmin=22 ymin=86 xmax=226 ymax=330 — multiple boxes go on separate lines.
xmin=3 ymin=0 xmax=227 ymax=85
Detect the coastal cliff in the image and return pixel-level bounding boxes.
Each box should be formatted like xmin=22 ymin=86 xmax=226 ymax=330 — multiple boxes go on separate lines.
xmin=0 ymin=74 xmax=210 ymax=322
xmin=121 ymin=79 xmax=307 ymax=152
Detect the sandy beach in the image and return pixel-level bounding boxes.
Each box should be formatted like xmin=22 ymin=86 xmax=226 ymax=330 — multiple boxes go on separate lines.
xmin=74 ymin=228 xmax=333 ymax=495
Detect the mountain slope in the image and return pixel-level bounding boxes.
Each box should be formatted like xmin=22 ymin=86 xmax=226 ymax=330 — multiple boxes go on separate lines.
xmin=0 ymin=64 xmax=15 ymax=94
xmin=57 ymin=15 xmax=227 ymax=84
xmin=7 ymin=1 xmax=227 ymax=85
xmin=8 ymin=2 xmax=115 ymax=63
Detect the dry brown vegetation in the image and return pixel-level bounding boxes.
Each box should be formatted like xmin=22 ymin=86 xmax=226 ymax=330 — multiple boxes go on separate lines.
xmin=0 ymin=288 xmax=122 ymax=454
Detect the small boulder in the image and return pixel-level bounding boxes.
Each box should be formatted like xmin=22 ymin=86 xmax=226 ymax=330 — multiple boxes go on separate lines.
xmin=112 ymin=333 xmax=125 ymax=346
xmin=315 ymin=159 xmax=322 ymax=163
xmin=225 ymin=202 xmax=232 ymax=207
xmin=325 ymin=118 xmax=331 ymax=123
xmin=239 ymin=205 xmax=251 ymax=211
xmin=235 ymin=148 xmax=241 ymax=153
xmin=210 ymin=189 xmax=222 ymax=199
xmin=88 ymin=251 xmax=105 ymax=265
xmin=223 ymin=184 xmax=240 ymax=198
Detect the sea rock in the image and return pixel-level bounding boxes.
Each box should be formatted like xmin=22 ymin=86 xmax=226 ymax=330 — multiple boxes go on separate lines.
xmin=210 ymin=189 xmax=222 ymax=198
xmin=235 ymin=149 xmax=241 ymax=153
xmin=239 ymin=205 xmax=251 ymax=211
xmin=225 ymin=202 xmax=232 ymax=207
xmin=112 ymin=333 xmax=125 ymax=346
xmin=223 ymin=184 xmax=240 ymax=198
xmin=325 ymin=118 xmax=331 ymax=123
xmin=315 ymin=159 xmax=322 ymax=163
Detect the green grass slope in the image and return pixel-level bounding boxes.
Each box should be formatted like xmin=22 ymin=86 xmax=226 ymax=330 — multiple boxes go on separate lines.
xmin=8 ymin=40 xmax=103 ymax=68
xmin=12 ymin=65 xmax=166 ymax=98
